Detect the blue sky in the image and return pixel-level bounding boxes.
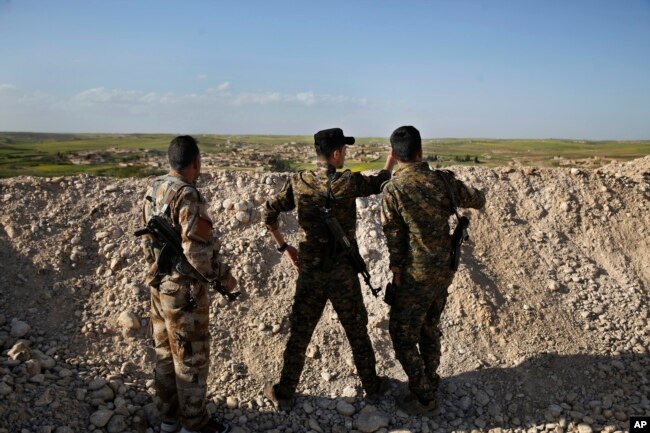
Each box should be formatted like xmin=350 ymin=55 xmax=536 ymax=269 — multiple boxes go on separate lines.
xmin=1 ymin=0 xmax=649 ymax=139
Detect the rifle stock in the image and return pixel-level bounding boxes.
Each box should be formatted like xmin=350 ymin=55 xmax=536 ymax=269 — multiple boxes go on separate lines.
xmin=135 ymin=216 xmax=240 ymax=302
xmin=450 ymin=216 xmax=470 ymax=271
xmin=324 ymin=213 xmax=381 ymax=297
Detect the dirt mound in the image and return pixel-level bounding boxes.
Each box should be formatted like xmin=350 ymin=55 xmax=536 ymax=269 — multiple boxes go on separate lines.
xmin=0 ymin=157 xmax=648 ymax=433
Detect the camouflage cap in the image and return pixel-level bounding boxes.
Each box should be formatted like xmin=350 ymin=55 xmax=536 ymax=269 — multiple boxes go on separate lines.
xmin=314 ymin=128 xmax=355 ymax=154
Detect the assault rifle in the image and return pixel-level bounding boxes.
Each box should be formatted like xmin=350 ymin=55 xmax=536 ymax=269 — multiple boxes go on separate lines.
xmin=134 ymin=215 xmax=239 ymax=302
xmin=323 ymin=211 xmax=381 ymax=297
xmin=450 ymin=215 xmax=470 ymax=271
xmin=436 ymin=170 xmax=471 ymax=271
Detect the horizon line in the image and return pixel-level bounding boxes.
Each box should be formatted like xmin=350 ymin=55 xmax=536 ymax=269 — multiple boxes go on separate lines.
xmin=1 ymin=131 xmax=649 ymax=142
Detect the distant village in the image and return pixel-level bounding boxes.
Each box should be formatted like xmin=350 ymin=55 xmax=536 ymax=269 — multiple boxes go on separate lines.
xmin=66 ymin=141 xmax=386 ymax=172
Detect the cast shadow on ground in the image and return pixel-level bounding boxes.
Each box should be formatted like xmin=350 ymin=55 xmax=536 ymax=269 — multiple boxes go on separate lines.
xmin=211 ymin=351 xmax=647 ymax=433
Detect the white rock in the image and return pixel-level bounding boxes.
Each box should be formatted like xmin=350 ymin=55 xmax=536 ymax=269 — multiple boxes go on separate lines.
xmin=117 ymin=311 xmax=141 ymax=330
xmin=223 ymin=198 xmax=235 ymax=210
xmin=108 ymin=226 xmax=124 ymax=239
xmin=25 ymin=358 xmax=41 ymax=376
xmin=10 ymin=320 xmax=31 ymax=338
xmin=109 ymin=257 xmax=122 ymax=271
xmin=235 ymin=211 xmax=250 ymax=223
xmin=342 ymin=385 xmax=357 ymax=402
xmin=226 ymin=396 xmax=239 ymax=409
xmin=90 ymin=409 xmax=114 ymax=427
xmin=8 ymin=341 xmax=31 ymax=361
xmin=32 ymin=350 xmax=56 ymax=369
xmin=106 ymin=414 xmax=127 ymax=433
xmin=306 ymin=345 xmax=320 ymax=359
xmin=308 ymin=418 xmax=324 ymax=433
xmin=336 ymin=400 xmax=356 ymax=416
xmin=354 ymin=405 xmax=389 ymax=433
xmin=88 ymin=377 xmax=108 ymax=391
xmin=90 ymin=385 xmax=115 ymax=402
xmin=577 ymin=424 xmax=593 ymax=433
xmin=234 ymin=201 xmax=248 ymax=211
xmin=548 ymin=280 xmax=560 ymax=292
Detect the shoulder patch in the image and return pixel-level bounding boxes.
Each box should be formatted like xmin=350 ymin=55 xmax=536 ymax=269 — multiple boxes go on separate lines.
xmin=186 ymin=212 xmax=213 ymax=244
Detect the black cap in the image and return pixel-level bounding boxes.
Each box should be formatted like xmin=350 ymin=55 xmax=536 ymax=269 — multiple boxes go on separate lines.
xmin=314 ymin=128 xmax=355 ymax=154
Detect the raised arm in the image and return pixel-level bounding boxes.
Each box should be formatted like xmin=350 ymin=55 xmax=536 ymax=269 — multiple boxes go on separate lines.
xmin=350 ymin=153 xmax=397 ymax=197
xmin=450 ymin=175 xmax=486 ymax=210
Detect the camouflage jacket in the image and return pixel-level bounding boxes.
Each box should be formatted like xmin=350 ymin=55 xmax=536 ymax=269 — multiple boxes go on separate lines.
xmin=264 ymin=163 xmax=391 ymax=270
xmin=381 ymin=162 xmax=485 ymax=281
xmin=141 ymin=173 xmax=230 ymax=287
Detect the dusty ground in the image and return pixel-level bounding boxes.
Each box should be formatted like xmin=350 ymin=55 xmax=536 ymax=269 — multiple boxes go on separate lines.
xmin=0 ymin=157 xmax=648 ymax=433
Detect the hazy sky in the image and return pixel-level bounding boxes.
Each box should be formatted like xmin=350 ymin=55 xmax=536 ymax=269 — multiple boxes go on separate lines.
xmin=1 ymin=0 xmax=649 ymax=139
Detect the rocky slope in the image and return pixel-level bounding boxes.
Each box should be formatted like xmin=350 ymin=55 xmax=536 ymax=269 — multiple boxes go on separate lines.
xmin=0 ymin=157 xmax=648 ymax=433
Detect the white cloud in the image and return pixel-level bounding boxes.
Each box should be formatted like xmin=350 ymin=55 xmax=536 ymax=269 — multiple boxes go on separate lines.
xmin=70 ymin=85 xmax=366 ymax=108
xmin=74 ymin=87 xmax=144 ymax=104
xmin=196 ymin=74 xmax=208 ymax=80
xmin=0 ymin=83 xmax=371 ymax=133
xmin=295 ymin=92 xmax=316 ymax=106
xmin=0 ymin=84 xmax=16 ymax=93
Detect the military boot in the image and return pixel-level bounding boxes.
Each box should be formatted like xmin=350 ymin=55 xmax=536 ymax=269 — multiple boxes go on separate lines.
xmin=263 ymin=382 xmax=294 ymax=412
xmin=179 ymin=414 xmax=231 ymax=433
xmin=366 ymin=375 xmax=391 ymax=402
xmin=398 ymin=392 xmax=438 ymax=416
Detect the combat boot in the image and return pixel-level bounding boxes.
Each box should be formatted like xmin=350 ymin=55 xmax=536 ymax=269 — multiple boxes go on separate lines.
xmin=179 ymin=414 xmax=231 ymax=433
xmin=398 ymin=392 xmax=438 ymax=416
xmin=263 ymin=382 xmax=294 ymax=412
xmin=366 ymin=375 xmax=391 ymax=402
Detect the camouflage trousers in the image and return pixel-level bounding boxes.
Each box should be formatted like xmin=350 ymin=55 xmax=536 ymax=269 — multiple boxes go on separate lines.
xmin=150 ymin=280 xmax=211 ymax=431
xmin=389 ymin=271 xmax=454 ymax=403
xmin=276 ymin=263 xmax=381 ymax=399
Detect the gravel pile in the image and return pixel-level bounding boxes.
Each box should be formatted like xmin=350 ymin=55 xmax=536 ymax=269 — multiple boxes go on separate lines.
xmin=0 ymin=157 xmax=648 ymax=432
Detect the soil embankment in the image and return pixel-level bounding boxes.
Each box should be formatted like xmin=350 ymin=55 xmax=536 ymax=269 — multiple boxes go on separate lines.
xmin=0 ymin=157 xmax=648 ymax=433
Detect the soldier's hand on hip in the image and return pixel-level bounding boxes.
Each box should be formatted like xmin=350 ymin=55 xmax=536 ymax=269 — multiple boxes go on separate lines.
xmin=284 ymin=245 xmax=300 ymax=272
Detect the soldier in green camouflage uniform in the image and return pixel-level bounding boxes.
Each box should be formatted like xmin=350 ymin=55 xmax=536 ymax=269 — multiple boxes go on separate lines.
xmin=140 ymin=136 xmax=236 ymax=433
xmin=381 ymin=126 xmax=485 ymax=414
xmin=262 ymin=128 xmax=396 ymax=410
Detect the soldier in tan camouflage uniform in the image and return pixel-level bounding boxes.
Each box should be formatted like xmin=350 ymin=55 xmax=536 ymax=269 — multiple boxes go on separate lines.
xmin=262 ymin=128 xmax=397 ymax=410
xmin=381 ymin=126 xmax=486 ymax=415
xmin=140 ymin=136 xmax=237 ymax=433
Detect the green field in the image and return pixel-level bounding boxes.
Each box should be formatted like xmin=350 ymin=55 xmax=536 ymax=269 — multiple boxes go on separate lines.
xmin=1 ymin=132 xmax=649 ymax=178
